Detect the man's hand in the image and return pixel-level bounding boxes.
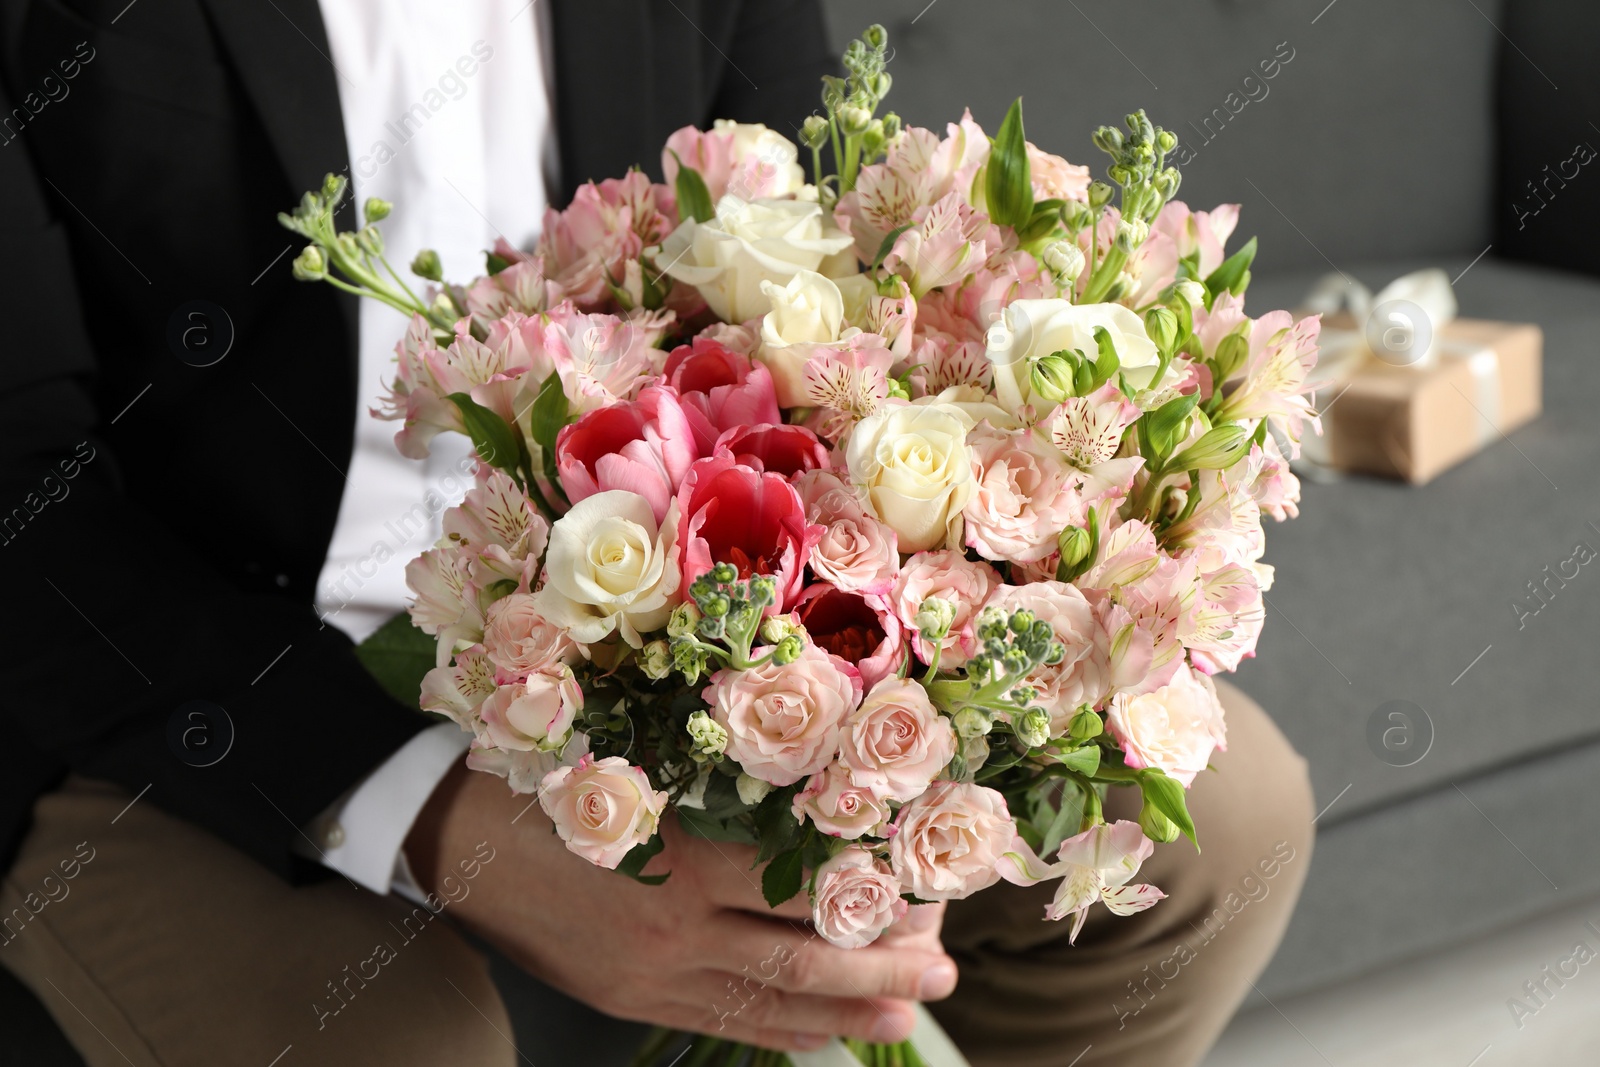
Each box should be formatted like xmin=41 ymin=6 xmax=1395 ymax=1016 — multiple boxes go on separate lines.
xmin=407 ymin=763 xmax=957 ymax=1053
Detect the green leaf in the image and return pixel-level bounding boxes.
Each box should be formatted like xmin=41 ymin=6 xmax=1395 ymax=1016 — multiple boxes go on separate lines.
xmin=485 ymin=251 xmax=512 ymax=276
xmin=1040 ymin=783 xmax=1088 ymax=855
xmin=1203 ymin=236 xmax=1257 ymax=304
xmin=447 ymin=392 xmax=524 ymax=477
xmin=753 ymin=784 xmax=802 ymax=863
xmin=871 ymin=223 xmax=912 ymax=269
xmin=615 ymin=833 xmax=669 ymax=885
xmin=675 ymin=806 xmax=757 ymax=844
xmin=670 ymin=151 xmax=716 ymax=223
xmin=528 ymin=371 xmax=568 ymax=456
xmin=1139 ymin=770 xmax=1199 ymax=849
xmin=985 ymin=98 xmax=1033 ymax=229
xmin=354 ymin=611 xmax=438 ymax=708
xmin=1056 ymin=745 xmax=1101 ymax=776
xmin=1090 ymin=326 xmax=1121 ymax=390
xmin=1142 ymin=390 xmax=1200 ymax=460
xmin=701 ymin=771 xmax=752 ymax=822
xmin=761 ymin=847 xmax=805 ymax=908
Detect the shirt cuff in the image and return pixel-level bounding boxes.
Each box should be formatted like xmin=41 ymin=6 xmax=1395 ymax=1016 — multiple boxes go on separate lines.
xmin=299 ymin=721 xmax=471 ymax=898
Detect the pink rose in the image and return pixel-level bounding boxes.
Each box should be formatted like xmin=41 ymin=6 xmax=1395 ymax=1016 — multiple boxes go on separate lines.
xmin=661 ymin=337 xmax=781 ymax=454
xmin=811 ymin=847 xmax=907 ymax=950
xmin=794 ymin=585 xmax=906 ymax=690
xmin=889 ymin=781 xmax=1016 ymax=902
xmin=986 ymin=582 xmax=1102 ymax=735
xmin=963 ymin=425 xmax=1087 ymax=564
xmin=838 ymin=676 xmax=954 ymax=802
xmin=792 ymin=763 xmax=890 ymax=839
xmin=1106 ymin=663 xmax=1226 ymax=787
xmin=482 ymin=594 xmax=580 ymax=682
xmin=538 ymin=754 xmax=668 ymax=869
xmin=797 ymin=471 xmax=900 ymax=595
xmin=1027 ymin=143 xmax=1091 ymax=202
xmin=890 ymin=551 xmax=1002 ymax=668
xmin=677 ymin=456 xmax=824 ymax=612
xmin=555 ymin=385 xmax=699 ymax=524
xmin=478 ymin=666 xmax=583 ymax=753
xmin=703 ymin=642 xmax=861 ymax=786
xmin=713 ymin=423 xmax=831 ymax=481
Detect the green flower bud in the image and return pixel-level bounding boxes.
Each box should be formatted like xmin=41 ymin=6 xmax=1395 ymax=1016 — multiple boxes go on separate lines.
xmin=1041 ymin=240 xmax=1086 ymax=282
xmin=800 ymin=114 xmax=830 ymax=149
xmin=1067 ymin=707 xmax=1104 ymax=741
xmin=1139 ymin=800 xmax=1182 ymax=844
xmin=736 ymin=773 xmax=773 ymax=806
xmin=975 ymin=605 xmax=1009 ymax=642
xmin=1062 ymin=199 xmax=1095 ymax=234
xmin=760 ymin=614 xmax=801 ymax=645
xmin=641 ymin=639 xmax=673 ymax=680
xmin=880 ymin=112 xmax=902 ymax=140
xmin=701 ymin=594 xmax=730 ymax=619
xmin=1212 ymin=328 xmax=1251 ymax=385
xmin=1016 ymin=707 xmax=1052 ymax=749
xmin=1156 ymin=129 xmax=1178 ymax=154
xmin=686 ymin=710 xmax=729 ymax=761
xmin=1170 ymin=424 xmax=1251 ymax=472
xmin=1092 ymin=126 xmax=1124 ymax=156
xmin=1030 ymin=354 xmax=1076 ymax=405
xmin=1102 ymin=272 xmax=1135 ymax=303
xmin=914 ymin=597 xmax=957 ymax=638
xmin=871 ymin=72 xmax=892 ymax=100
xmin=1008 ymin=610 xmax=1036 ymax=636
xmin=838 ymin=105 xmax=873 ymax=136
xmin=356 ymin=224 xmax=384 ymax=256
xmin=410 ymin=248 xmax=442 ymax=282
xmin=772 ymin=635 xmax=804 ymax=665
xmin=1144 ymin=306 xmax=1179 ymax=355
xmin=363 ymin=196 xmax=392 ymax=224
xmin=291 ymin=245 xmax=327 ymax=281
xmin=953 ymin=707 xmax=993 ymax=739
xmin=667 ymin=602 xmax=702 ymax=639
xmin=1114 ymin=218 xmax=1148 ymax=254
xmin=1058 ymin=525 xmax=1092 ymax=570
xmin=862 ymin=23 xmax=888 ymax=50
xmin=711 ymin=562 xmax=739 ymax=584
xmin=747 ymin=575 xmax=777 ymax=607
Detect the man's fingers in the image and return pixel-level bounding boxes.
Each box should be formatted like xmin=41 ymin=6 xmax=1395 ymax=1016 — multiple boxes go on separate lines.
xmin=675 ymin=831 xmax=812 ymax=919
xmin=691 ymin=980 xmax=919 ymax=1045
xmin=879 ymin=901 xmax=946 ymax=944
xmin=715 ymin=913 xmax=958 ymax=1003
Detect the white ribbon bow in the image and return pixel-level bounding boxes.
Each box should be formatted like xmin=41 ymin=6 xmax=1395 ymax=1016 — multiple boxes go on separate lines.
xmin=1302 ymin=268 xmax=1458 ymax=384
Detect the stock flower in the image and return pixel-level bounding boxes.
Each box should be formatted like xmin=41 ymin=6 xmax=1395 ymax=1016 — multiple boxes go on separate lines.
xmin=651 ymin=197 xmax=854 ymax=324
xmin=479 ymin=665 xmax=583 ymax=753
xmin=963 ymin=425 xmax=1086 ymax=563
xmin=889 ymin=781 xmax=1017 ymax=901
xmin=660 ymin=337 xmax=780 ymax=453
xmin=533 ymin=491 xmax=681 ymax=647
xmin=482 ymin=594 xmax=580 ymax=682
xmin=703 ymin=642 xmax=862 ymax=786
xmin=555 ymin=385 xmax=699 ymax=523
xmin=712 ymin=423 xmax=831 ymax=480
xmin=792 ymin=763 xmax=891 ymax=839
xmin=986 ymin=582 xmax=1103 ymax=735
xmin=890 ymin=551 xmax=1001 ymax=668
xmin=845 ymin=401 xmax=976 ymax=553
xmin=811 ymin=847 xmax=907 ymax=950
xmin=794 ymin=584 xmax=905 ymax=690
xmin=539 ymin=754 xmax=669 ymax=869
xmin=998 ymin=820 xmax=1165 ymax=942
xmin=838 ymin=676 xmax=954 ymax=802
xmin=1106 ymin=663 xmax=1226 ymax=787
xmin=676 ymin=456 xmax=823 ymax=611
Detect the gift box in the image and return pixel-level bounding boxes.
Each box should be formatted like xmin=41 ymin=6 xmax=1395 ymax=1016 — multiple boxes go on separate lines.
xmin=1297 ymin=277 xmax=1543 ymax=484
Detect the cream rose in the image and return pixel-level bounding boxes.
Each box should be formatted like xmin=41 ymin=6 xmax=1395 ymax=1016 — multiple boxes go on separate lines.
xmin=652 ymin=197 xmax=854 ymax=324
xmin=984 ymin=299 xmax=1163 ymax=412
xmin=703 ymin=643 xmax=861 ymax=786
xmin=756 ymin=269 xmax=861 ymax=406
xmin=846 ymin=402 xmax=976 ymax=553
xmin=538 ymin=755 xmax=668 ymax=869
xmin=889 ymin=781 xmax=1016 ymax=901
xmin=1106 ymin=663 xmax=1227 ymax=787
xmin=533 ymin=491 xmax=680 ymax=647
xmin=811 ymin=846 xmax=907 ymax=949
xmin=839 ymin=677 xmax=955 ymax=802
xmin=478 ymin=667 xmax=583 ymax=753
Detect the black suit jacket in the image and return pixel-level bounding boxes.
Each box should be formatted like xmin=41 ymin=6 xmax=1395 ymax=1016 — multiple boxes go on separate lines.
xmin=0 ymin=0 xmax=831 ymax=878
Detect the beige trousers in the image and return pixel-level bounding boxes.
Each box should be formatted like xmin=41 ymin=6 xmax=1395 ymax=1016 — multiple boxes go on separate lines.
xmin=0 ymin=681 xmax=1312 ymax=1067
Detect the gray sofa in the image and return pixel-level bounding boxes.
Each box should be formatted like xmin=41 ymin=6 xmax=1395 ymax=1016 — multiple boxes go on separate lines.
xmin=6 ymin=0 xmax=1597 ymax=1062
xmin=813 ymin=0 xmax=1600 ymax=1004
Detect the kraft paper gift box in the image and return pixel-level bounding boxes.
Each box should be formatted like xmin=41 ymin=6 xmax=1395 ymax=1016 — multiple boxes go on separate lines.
xmin=1296 ymin=273 xmax=1543 ymax=485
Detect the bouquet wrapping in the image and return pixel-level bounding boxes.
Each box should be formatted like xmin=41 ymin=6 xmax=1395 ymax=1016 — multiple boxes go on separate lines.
xmin=281 ymin=24 xmax=1318 ymax=1064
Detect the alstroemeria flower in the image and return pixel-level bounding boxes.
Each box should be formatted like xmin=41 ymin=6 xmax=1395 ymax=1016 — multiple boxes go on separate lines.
xmin=537 ymin=171 xmax=676 ymax=311
xmin=538 ymin=303 xmax=672 ymax=416
xmin=555 ymin=386 xmax=698 ymax=524
xmin=676 ymin=456 xmax=824 ymax=611
xmin=998 ymin=820 xmax=1167 ymax=942
xmin=1199 ymin=296 xmax=1322 ymax=454
xmin=882 ymin=192 xmax=992 ymax=299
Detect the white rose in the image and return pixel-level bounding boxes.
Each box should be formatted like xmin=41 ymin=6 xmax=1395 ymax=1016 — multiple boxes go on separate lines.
xmin=756 ymin=269 xmax=866 ymax=406
xmin=846 ymin=402 xmax=976 ymax=553
xmin=652 ymin=196 xmax=854 ymax=324
xmin=984 ymin=299 xmax=1163 ymax=411
xmin=533 ymin=491 xmax=680 ymax=647
xmin=716 ymin=120 xmax=807 ymax=199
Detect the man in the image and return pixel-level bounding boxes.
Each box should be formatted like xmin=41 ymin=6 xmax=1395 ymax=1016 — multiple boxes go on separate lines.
xmin=0 ymin=1 xmax=1314 ymax=1064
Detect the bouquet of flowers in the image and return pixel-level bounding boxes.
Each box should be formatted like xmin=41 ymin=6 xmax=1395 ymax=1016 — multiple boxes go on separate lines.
xmin=280 ymin=24 xmax=1316 ymax=1066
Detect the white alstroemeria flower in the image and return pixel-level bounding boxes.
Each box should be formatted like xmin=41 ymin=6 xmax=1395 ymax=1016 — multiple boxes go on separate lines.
xmin=999 ymin=819 xmax=1167 ymax=942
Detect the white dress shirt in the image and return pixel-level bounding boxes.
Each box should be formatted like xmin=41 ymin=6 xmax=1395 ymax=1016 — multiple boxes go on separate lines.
xmin=304 ymin=0 xmax=554 ymax=897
